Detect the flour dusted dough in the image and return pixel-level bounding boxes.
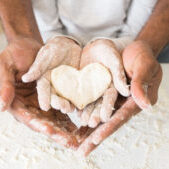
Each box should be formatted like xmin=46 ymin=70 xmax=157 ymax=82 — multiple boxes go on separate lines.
xmin=51 ymin=63 xmax=111 ymax=110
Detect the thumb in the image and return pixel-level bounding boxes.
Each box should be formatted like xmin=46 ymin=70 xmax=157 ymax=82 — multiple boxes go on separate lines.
xmin=0 ymin=62 xmax=15 ymax=111
xmin=122 ymin=40 xmax=158 ymax=110
xmin=131 ymin=64 xmax=153 ymax=109
xmin=131 ymin=80 xmax=151 ymax=110
xmin=22 ymin=44 xmax=53 ymax=83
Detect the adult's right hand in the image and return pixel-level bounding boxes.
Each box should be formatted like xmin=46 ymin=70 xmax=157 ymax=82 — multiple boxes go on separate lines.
xmin=0 ymin=36 xmax=41 ymax=111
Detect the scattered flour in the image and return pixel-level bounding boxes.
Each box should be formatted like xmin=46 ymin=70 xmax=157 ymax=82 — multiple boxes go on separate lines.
xmin=0 ymin=82 xmax=169 ymax=169
xmin=0 ymin=27 xmax=169 ymax=169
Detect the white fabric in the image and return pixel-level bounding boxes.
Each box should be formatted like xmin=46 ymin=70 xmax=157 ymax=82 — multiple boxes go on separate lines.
xmin=32 ymin=0 xmax=157 ymax=45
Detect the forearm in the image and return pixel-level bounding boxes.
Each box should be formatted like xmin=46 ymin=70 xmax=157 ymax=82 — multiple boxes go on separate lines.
xmin=136 ymin=0 xmax=169 ymax=57
xmin=0 ymin=0 xmax=42 ymax=43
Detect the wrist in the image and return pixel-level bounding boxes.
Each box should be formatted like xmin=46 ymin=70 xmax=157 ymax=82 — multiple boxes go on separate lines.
xmin=47 ymin=35 xmax=81 ymax=47
xmin=131 ymin=40 xmax=154 ymax=55
xmin=6 ymin=35 xmax=43 ymax=49
xmin=47 ymin=36 xmax=81 ymax=48
xmin=136 ymin=0 xmax=169 ymax=58
xmin=1 ymin=17 xmax=43 ymax=44
xmin=90 ymin=39 xmax=117 ymax=49
xmin=122 ymin=40 xmax=155 ymax=68
xmin=89 ymin=37 xmax=134 ymax=53
xmin=0 ymin=0 xmax=43 ymax=44
xmin=135 ymin=36 xmax=159 ymax=57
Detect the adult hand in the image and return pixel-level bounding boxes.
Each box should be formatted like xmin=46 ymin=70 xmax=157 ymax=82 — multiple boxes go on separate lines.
xmin=10 ymin=82 xmax=91 ymax=149
xmin=22 ymin=36 xmax=82 ymax=113
xmin=123 ymin=40 xmax=162 ymax=109
xmin=78 ymin=40 xmax=162 ymax=156
xmin=0 ymin=36 xmax=92 ymax=148
xmin=0 ymin=36 xmax=41 ymax=111
xmin=79 ymin=39 xmax=130 ymax=128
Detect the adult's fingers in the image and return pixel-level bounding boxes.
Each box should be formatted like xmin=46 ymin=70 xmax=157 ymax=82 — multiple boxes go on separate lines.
xmin=100 ymin=84 xmax=118 ymax=122
xmin=10 ymin=98 xmax=79 ymax=149
xmin=81 ymin=103 xmax=95 ymax=126
xmin=0 ymin=56 xmax=15 ymax=111
xmin=77 ymin=97 xmax=140 ymax=157
xmin=88 ymin=99 xmax=102 ymax=128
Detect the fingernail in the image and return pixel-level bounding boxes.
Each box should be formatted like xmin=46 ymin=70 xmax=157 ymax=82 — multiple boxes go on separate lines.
xmin=141 ymin=101 xmax=152 ymax=110
xmin=81 ymin=116 xmax=90 ymax=126
xmin=121 ymin=87 xmax=130 ymax=97
xmin=22 ymin=72 xmax=34 ymax=82
xmin=67 ymin=112 xmax=82 ymax=128
xmin=22 ymin=74 xmax=28 ymax=82
xmin=112 ymin=107 xmax=115 ymax=111
xmin=142 ymin=103 xmax=153 ymax=111
xmin=0 ymin=98 xmax=5 ymax=112
xmin=92 ymin=138 xmax=100 ymax=145
xmin=135 ymin=97 xmax=152 ymax=110
xmin=142 ymin=84 xmax=152 ymax=109
xmin=131 ymin=88 xmax=151 ymax=110
xmin=88 ymin=120 xmax=98 ymax=128
xmin=100 ymin=115 xmax=109 ymax=123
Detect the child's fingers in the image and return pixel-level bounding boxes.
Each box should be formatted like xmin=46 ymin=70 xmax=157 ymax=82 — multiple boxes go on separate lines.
xmin=78 ymin=97 xmax=140 ymax=157
xmin=51 ymin=94 xmax=75 ymax=114
xmin=100 ymin=84 xmax=118 ymax=122
xmin=81 ymin=103 xmax=95 ymax=126
xmin=22 ymin=42 xmax=63 ymax=82
xmin=88 ymin=99 xmax=102 ymax=128
xmin=37 ymin=76 xmax=51 ymax=111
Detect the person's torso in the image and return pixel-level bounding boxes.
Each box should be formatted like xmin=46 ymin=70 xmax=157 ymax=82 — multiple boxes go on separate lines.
xmin=32 ymin=0 xmax=157 ymax=44
xmin=57 ymin=0 xmax=131 ymax=43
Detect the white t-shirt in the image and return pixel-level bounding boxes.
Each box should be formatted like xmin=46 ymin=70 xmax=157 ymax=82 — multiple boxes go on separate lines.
xmin=32 ymin=0 xmax=157 ymax=45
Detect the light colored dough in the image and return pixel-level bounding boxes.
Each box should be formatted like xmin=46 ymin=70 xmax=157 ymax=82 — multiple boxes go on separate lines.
xmin=51 ymin=63 xmax=111 ymax=110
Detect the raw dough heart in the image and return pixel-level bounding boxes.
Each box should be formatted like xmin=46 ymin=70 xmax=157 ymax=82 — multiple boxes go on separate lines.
xmin=51 ymin=63 xmax=111 ymax=109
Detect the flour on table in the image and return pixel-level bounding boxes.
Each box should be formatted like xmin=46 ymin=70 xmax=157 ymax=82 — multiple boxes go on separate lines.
xmin=0 ymin=84 xmax=169 ymax=169
xmin=0 ymin=30 xmax=169 ymax=169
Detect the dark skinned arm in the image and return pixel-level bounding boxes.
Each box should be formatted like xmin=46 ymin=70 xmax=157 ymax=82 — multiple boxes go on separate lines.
xmin=0 ymin=0 xmax=43 ymax=111
xmin=136 ymin=0 xmax=169 ymax=57
xmin=0 ymin=0 xmax=42 ymax=43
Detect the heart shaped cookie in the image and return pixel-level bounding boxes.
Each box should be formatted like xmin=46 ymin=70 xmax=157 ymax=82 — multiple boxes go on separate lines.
xmin=51 ymin=63 xmax=111 ymax=109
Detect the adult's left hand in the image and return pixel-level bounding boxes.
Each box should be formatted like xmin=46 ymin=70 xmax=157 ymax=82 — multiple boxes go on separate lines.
xmin=10 ymin=82 xmax=93 ymax=149
xmin=77 ymin=40 xmax=162 ymax=156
